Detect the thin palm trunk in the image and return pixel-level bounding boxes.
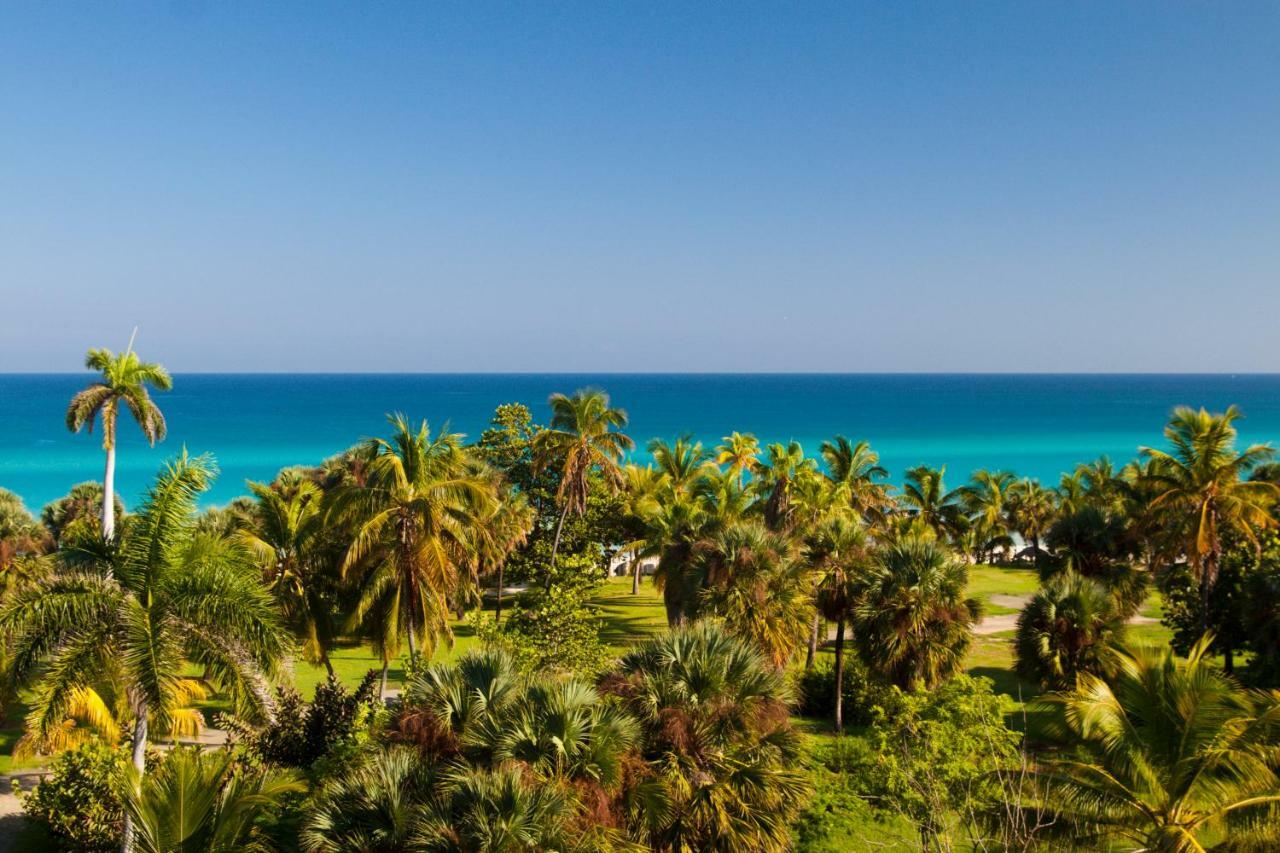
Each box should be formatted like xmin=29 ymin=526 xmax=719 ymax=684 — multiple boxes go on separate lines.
xmin=103 ymin=441 xmax=117 ymax=541
xmin=495 ymin=562 xmax=505 ymax=625
xmin=548 ymin=501 xmax=570 ymax=583
xmin=805 ymin=611 xmax=820 ymax=671
xmin=834 ymin=618 xmax=846 ymax=733
xmin=631 ymin=555 xmax=641 ymax=595
xmin=322 ymin=653 xmax=336 ymax=679
xmin=121 ymin=702 xmax=147 ymax=853
xmin=379 ymin=660 xmax=389 ymax=701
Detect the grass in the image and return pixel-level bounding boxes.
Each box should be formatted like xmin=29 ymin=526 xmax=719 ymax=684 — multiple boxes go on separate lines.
xmin=966 ymin=561 xmax=1040 ymax=614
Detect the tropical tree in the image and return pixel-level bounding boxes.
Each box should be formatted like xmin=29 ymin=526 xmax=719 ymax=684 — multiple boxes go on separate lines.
xmin=1028 ymin=637 xmax=1280 ymax=850
xmin=1005 ymin=478 xmax=1057 ymax=564
xmin=330 ymin=415 xmax=496 ymax=692
xmin=238 ymin=472 xmax=337 ymax=675
xmin=413 ymin=766 xmax=577 ymax=852
xmin=1014 ymin=571 xmax=1125 ymax=689
xmin=41 ymin=482 xmax=125 ymax=546
xmin=609 ymin=623 xmax=809 ymax=851
xmin=853 ymin=536 xmax=980 ymax=691
xmin=899 ymin=465 xmax=966 ymax=542
xmin=532 ymin=389 xmax=633 ymax=574
xmin=123 ymin=747 xmax=303 ymax=853
xmin=820 ymin=435 xmax=891 ymax=522
xmin=301 ymin=746 xmax=438 ymax=853
xmin=65 ymin=341 xmax=172 ymax=540
xmin=960 ymin=469 xmax=1017 ymax=563
xmin=648 ymin=435 xmax=713 ymax=489
xmin=0 ymin=454 xmax=289 ymax=852
xmin=805 ymin=512 xmax=870 ymax=731
xmin=1140 ymin=405 xmax=1278 ymax=633
xmin=716 ymin=431 xmax=761 ymax=486
xmin=0 ymin=488 xmax=46 ymax=579
xmin=758 ymin=440 xmax=817 ymax=532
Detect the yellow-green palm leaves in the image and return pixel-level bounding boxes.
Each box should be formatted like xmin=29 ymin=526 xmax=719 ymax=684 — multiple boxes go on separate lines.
xmin=65 ymin=343 xmax=172 ymax=540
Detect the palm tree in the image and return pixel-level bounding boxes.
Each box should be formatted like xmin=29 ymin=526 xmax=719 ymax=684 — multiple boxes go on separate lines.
xmin=302 ymin=746 xmax=439 ymax=853
xmin=716 ymin=431 xmax=761 ymax=486
xmin=331 ymin=415 xmax=496 ymax=689
xmin=1140 ymin=406 xmax=1278 ymax=637
xmin=805 ymin=512 xmax=869 ymax=731
xmin=65 ymin=339 xmax=173 ymax=541
xmin=532 ymin=389 xmax=633 ymax=574
xmin=239 ymin=472 xmax=336 ymax=675
xmin=1029 ymin=637 xmax=1280 ymax=850
xmin=1006 ymin=478 xmax=1057 ymax=564
xmin=0 ymin=488 xmax=46 ymax=576
xmin=0 ymin=453 xmax=288 ymax=852
xmin=899 ymin=465 xmax=966 ymax=542
xmin=648 ymin=435 xmax=713 ymax=488
xmin=853 ymin=536 xmax=980 ymax=691
xmin=469 ymin=488 xmax=533 ymax=626
xmin=759 ymin=440 xmax=816 ymax=532
xmin=697 ymin=520 xmax=814 ymax=669
xmin=636 ymin=481 xmax=711 ymax=627
xmin=819 ymin=435 xmax=891 ymax=522
xmin=1014 ymin=571 xmax=1125 ymax=689
xmin=961 ymin=469 xmax=1017 ymax=563
xmin=124 ymin=747 xmax=303 ymax=853
xmin=620 ymin=463 xmax=664 ymax=595
xmin=609 ymin=623 xmax=809 ymax=852
xmin=414 ymin=766 xmax=576 ymax=852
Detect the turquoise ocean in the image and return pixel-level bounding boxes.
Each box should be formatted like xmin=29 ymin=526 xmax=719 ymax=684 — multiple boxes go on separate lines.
xmin=2 ymin=374 xmax=1279 ymax=511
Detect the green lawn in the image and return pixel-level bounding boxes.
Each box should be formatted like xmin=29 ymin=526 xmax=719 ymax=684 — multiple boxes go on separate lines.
xmin=966 ymin=562 xmax=1040 ymax=614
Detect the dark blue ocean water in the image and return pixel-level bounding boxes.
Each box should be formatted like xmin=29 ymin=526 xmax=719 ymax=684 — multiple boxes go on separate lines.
xmin=2 ymin=374 xmax=1278 ymax=512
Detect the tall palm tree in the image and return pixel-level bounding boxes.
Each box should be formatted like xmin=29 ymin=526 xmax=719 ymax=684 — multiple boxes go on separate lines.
xmin=853 ymin=536 xmax=980 ymax=691
xmin=238 ymin=472 xmax=336 ymax=674
xmin=65 ymin=340 xmax=172 ymax=541
xmin=960 ymin=469 xmax=1017 ymax=562
xmin=331 ymin=415 xmax=495 ymax=686
xmin=759 ymin=440 xmax=816 ymax=532
xmin=469 ymin=488 xmax=533 ymax=626
xmin=1006 ymin=478 xmax=1057 ymax=564
xmin=820 ymin=435 xmax=891 ymax=522
xmin=124 ymin=747 xmax=304 ymax=853
xmin=1014 ymin=571 xmax=1125 ymax=689
xmin=1140 ymin=405 xmax=1278 ymax=634
xmin=532 ymin=389 xmax=633 ymax=573
xmin=648 ymin=435 xmax=714 ymax=489
xmin=716 ymin=431 xmax=761 ymax=486
xmin=899 ymin=464 xmax=966 ymax=543
xmin=1029 ymin=637 xmax=1280 ymax=850
xmin=0 ymin=453 xmax=288 ymax=852
xmin=805 ymin=512 xmax=869 ymax=731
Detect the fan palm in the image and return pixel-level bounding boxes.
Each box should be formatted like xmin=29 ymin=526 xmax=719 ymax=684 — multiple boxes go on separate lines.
xmin=715 ymin=431 xmax=761 ymax=486
xmin=301 ymin=746 xmax=440 ymax=853
xmin=414 ymin=766 xmax=576 ymax=852
xmin=331 ymin=415 xmax=496 ymax=681
xmin=1029 ymin=637 xmax=1280 ymax=850
xmin=239 ymin=472 xmax=336 ymax=675
xmin=0 ymin=453 xmax=288 ymax=852
xmin=1140 ymin=405 xmax=1278 ymax=632
xmin=532 ymin=389 xmax=634 ymax=573
xmin=853 ymin=536 xmax=980 ymax=691
xmin=1014 ymin=571 xmax=1125 ymax=689
xmin=610 ymin=623 xmax=808 ymax=852
xmin=65 ymin=340 xmax=172 ymax=541
xmin=899 ymin=465 xmax=966 ymax=543
xmin=124 ymin=747 xmax=303 ymax=853
xmin=805 ymin=512 xmax=870 ymax=731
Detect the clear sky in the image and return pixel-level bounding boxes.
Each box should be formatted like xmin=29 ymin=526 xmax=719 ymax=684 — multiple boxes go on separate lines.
xmin=2 ymin=2 xmax=1277 ymax=373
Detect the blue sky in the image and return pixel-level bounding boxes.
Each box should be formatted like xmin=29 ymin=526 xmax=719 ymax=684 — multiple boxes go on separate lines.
xmin=2 ymin=2 xmax=1277 ymax=372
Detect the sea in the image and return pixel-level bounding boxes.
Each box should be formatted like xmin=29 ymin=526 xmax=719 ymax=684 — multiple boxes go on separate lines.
xmin=2 ymin=374 xmax=1279 ymax=512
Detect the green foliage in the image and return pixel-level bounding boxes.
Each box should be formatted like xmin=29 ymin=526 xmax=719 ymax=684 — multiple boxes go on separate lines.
xmin=1014 ymin=570 xmax=1126 ymax=689
xmin=23 ymin=739 xmax=127 ymax=852
xmin=856 ymin=675 xmax=1021 ymax=851
xmin=39 ymin=481 xmax=124 ymax=545
xmin=1243 ymin=534 xmax=1280 ymax=686
xmin=795 ymin=656 xmax=894 ymax=728
xmin=474 ymin=567 xmax=611 ymax=677
xmin=793 ymin=736 xmax=915 ymax=852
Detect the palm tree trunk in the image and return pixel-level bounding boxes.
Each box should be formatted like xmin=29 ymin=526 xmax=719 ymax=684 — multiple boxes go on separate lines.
xmin=1224 ymin=643 xmax=1234 ymax=675
xmin=379 ymin=660 xmax=389 ymax=701
xmin=103 ymin=442 xmax=117 ymax=541
xmin=495 ymin=561 xmax=505 ymax=626
xmin=631 ymin=554 xmax=641 ymax=595
xmin=406 ymin=623 xmax=417 ymax=664
xmin=834 ymin=618 xmax=846 ymax=734
xmin=805 ymin=612 xmax=820 ymax=671
xmin=548 ymin=501 xmax=570 ymax=584
xmin=322 ymin=653 xmax=336 ymax=679
xmin=121 ymin=702 xmax=147 ymax=853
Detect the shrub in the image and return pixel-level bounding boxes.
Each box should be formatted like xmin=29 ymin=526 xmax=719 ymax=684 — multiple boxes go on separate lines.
xmin=473 ymin=578 xmax=610 ymax=676
xmin=22 ymin=740 xmax=127 ymax=852
xmin=795 ymin=656 xmax=895 ymax=727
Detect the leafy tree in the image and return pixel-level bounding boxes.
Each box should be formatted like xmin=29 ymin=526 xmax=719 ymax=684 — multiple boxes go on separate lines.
xmin=853 ymin=536 xmax=980 ymax=691
xmin=758 ymin=440 xmax=816 ymax=532
xmin=960 ymin=469 xmax=1017 ymax=562
xmin=22 ymin=739 xmax=128 ymax=852
xmin=1242 ymin=533 xmax=1280 ymax=687
xmin=1 ymin=453 xmax=289 ymax=852
xmin=1140 ymin=405 xmax=1278 ymax=634
xmin=413 ymin=766 xmax=577 ymax=852
xmin=65 ymin=341 xmax=172 ymax=540
xmin=1005 ymin=478 xmax=1056 ymax=563
xmin=0 ymin=487 xmax=46 ymax=569
xmin=607 ymin=623 xmax=809 ymax=851
xmin=1028 ymin=638 xmax=1280 ymax=850
xmin=123 ymin=747 xmax=304 ymax=853
xmin=1044 ymin=504 xmax=1148 ymax=617
xmin=532 ymin=389 xmax=633 ymax=575
xmin=331 ymin=415 xmax=496 ymax=684
xmin=1014 ymin=571 xmax=1125 ymax=689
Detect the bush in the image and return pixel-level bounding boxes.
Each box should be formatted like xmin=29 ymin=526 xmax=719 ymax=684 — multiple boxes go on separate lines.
xmin=22 ymin=740 xmax=126 ymax=852
xmin=795 ymin=656 xmax=896 ymax=727
xmin=473 ymin=576 xmax=610 ymax=676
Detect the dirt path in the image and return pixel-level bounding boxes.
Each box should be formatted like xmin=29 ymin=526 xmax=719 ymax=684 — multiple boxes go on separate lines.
xmin=973 ymin=594 xmax=1160 ymax=636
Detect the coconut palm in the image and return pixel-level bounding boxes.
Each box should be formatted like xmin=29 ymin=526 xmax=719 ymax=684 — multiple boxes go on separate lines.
xmin=0 ymin=453 xmax=288 ymax=852
xmin=609 ymin=623 xmax=809 ymax=852
xmin=1029 ymin=637 xmax=1280 ymax=850
xmin=331 ymin=415 xmax=496 ymax=687
xmin=238 ymin=472 xmax=336 ymax=675
xmin=65 ymin=341 xmax=172 ymax=541
xmin=532 ymin=389 xmax=634 ymax=573
xmin=1005 ymin=478 xmax=1057 ymax=564
xmin=1140 ymin=405 xmax=1278 ymax=633
xmin=853 ymin=536 xmax=980 ymax=691
xmin=759 ymin=440 xmax=816 ymax=532
xmin=1014 ymin=571 xmax=1125 ymax=689
xmin=697 ymin=520 xmax=814 ymax=669
xmin=648 ymin=435 xmax=714 ymax=489
xmin=716 ymin=431 xmax=761 ymax=486
xmin=961 ymin=469 xmax=1017 ymax=562
xmin=899 ymin=465 xmax=966 ymax=542
xmin=805 ymin=512 xmax=870 ymax=731
xmin=124 ymin=747 xmax=303 ymax=853
xmin=819 ymin=435 xmax=891 ymax=522
xmin=469 ymin=488 xmax=533 ymax=626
